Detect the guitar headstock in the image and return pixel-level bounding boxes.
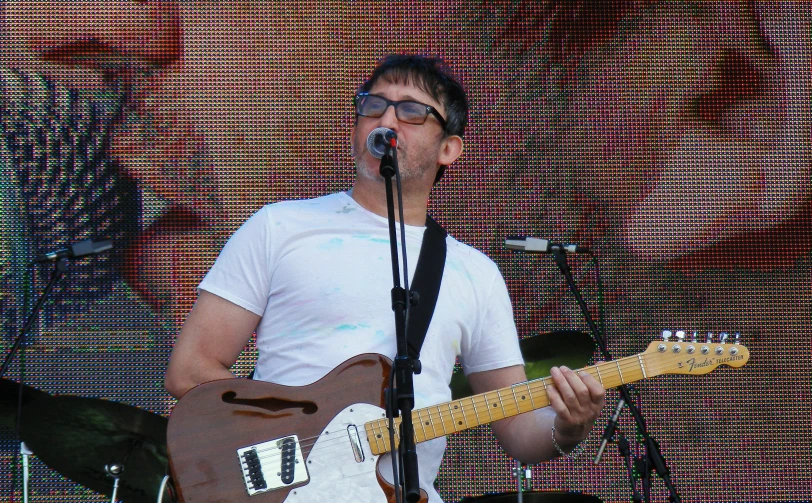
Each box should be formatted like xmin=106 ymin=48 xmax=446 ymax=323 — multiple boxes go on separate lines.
xmin=642 ymin=330 xmax=750 ymax=376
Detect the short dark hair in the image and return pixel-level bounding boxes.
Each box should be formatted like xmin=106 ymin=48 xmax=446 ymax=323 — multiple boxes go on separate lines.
xmin=358 ymin=54 xmax=469 ymax=182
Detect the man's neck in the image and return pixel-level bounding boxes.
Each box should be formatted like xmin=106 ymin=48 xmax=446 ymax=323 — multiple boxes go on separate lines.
xmin=349 ymin=177 xmax=431 ymax=227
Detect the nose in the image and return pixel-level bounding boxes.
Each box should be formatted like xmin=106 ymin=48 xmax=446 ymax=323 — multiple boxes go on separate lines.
xmin=378 ymin=104 xmax=400 ymax=131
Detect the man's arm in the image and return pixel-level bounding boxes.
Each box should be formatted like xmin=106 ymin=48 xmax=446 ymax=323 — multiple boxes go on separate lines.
xmin=165 ymin=290 xmax=261 ymax=398
xmin=467 ymin=363 xmax=605 ymax=464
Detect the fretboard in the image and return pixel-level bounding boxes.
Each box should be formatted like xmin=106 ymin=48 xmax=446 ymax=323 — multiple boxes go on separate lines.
xmin=364 ymin=353 xmax=648 ymax=455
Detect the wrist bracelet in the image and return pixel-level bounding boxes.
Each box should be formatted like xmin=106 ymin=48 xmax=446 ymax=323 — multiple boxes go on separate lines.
xmin=551 ymin=424 xmax=586 ymax=459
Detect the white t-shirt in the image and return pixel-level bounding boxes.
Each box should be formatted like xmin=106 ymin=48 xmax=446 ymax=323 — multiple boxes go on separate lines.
xmin=199 ymin=192 xmax=523 ymax=502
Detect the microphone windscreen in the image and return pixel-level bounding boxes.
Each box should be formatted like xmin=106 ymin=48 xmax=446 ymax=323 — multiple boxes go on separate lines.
xmin=366 ymin=127 xmax=396 ymax=159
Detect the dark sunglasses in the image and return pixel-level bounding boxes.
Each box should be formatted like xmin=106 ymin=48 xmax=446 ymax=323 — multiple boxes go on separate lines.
xmin=354 ymin=93 xmax=448 ymax=130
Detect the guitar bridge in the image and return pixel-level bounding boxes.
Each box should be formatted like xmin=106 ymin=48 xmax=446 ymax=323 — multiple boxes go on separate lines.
xmin=237 ymin=435 xmax=309 ymax=496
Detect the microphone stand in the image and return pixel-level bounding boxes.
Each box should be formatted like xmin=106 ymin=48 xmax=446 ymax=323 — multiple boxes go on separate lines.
xmin=1 ymin=258 xmax=68 ymax=378
xmin=1 ymin=257 xmax=69 ymax=503
xmin=379 ymin=141 xmax=421 ymax=503
xmin=549 ymin=249 xmax=681 ymax=503
xmin=618 ymin=432 xmax=643 ymax=503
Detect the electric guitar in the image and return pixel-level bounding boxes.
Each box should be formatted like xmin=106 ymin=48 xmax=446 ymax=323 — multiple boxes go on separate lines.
xmin=166 ymin=338 xmax=749 ymax=502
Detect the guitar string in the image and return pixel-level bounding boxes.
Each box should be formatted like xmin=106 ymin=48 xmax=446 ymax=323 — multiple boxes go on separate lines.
xmin=242 ymin=353 xmax=676 ymax=469
xmin=246 ymin=352 xmax=688 ymax=468
xmin=251 ymin=346 xmax=745 ymax=470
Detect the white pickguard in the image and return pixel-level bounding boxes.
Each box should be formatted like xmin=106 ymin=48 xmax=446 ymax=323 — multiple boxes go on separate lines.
xmin=283 ymin=403 xmax=390 ymax=502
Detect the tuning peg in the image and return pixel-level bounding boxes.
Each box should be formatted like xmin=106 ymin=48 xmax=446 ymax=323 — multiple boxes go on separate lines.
xmin=734 ymin=332 xmax=741 ymax=345
xmin=691 ymin=331 xmax=698 ymax=343
xmin=720 ymin=332 xmax=729 ymax=344
xmin=675 ymin=330 xmax=685 ymax=342
xmin=662 ymin=330 xmax=672 ymax=341
xmin=706 ymin=332 xmax=713 ymax=344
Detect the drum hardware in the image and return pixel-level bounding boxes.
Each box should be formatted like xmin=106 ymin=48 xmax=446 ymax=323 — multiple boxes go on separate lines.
xmin=21 ymin=441 xmax=33 ymax=503
xmin=18 ymin=394 xmax=169 ymax=503
xmin=157 ymin=475 xmax=175 ymax=503
xmin=1 ymin=379 xmax=50 ymax=503
xmin=511 ymin=460 xmax=532 ymax=502
xmin=459 ymin=490 xmax=603 ymax=502
xmin=105 ymin=463 xmax=125 ymax=503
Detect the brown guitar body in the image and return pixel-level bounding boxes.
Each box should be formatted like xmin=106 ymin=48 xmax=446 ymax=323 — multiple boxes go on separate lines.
xmin=167 ymin=354 xmax=428 ymax=503
xmin=167 ymin=339 xmax=749 ymax=502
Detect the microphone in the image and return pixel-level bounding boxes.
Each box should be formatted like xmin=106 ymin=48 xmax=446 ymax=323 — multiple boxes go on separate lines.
xmin=505 ymin=237 xmax=590 ymax=254
xmin=366 ymin=127 xmax=397 ymax=159
xmin=594 ymin=397 xmax=625 ymax=464
xmin=32 ymin=238 xmax=113 ymax=264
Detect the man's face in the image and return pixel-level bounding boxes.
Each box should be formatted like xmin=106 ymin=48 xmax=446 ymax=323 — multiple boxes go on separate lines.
xmin=351 ymin=78 xmax=449 ymax=185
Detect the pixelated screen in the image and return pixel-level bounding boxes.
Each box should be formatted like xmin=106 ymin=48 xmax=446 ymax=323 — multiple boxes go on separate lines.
xmin=1 ymin=1 xmax=810 ymax=502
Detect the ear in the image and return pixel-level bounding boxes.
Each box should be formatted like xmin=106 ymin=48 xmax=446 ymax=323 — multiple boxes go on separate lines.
xmin=438 ymin=135 xmax=463 ymax=166
xmin=349 ymin=128 xmax=356 ymax=157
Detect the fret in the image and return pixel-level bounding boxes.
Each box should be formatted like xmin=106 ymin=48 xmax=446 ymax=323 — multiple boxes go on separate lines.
xmin=457 ymin=400 xmax=472 ymax=429
xmin=482 ymin=393 xmax=495 ymax=422
xmin=637 ymin=354 xmax=647 ymax=379
xmin=539 ymin=377 xmax=550 ymax=403
xmin=615 ymin=360 xmax=624 ymax=384
xmin=489 ymin=392 xmax=502 ymax=420
xmin=436 ymin=404 xmax=450 ymax=435
xmin=415 ymin=409 xmax=428 ymax=442
xmin=510 ymin=385 xmax=531 ymax=415
xmin=595 ymin=364 xmax=604 ymax=385
xmin=427 ymin=407 xmax=438 ymax=439
xmin=368 ymin=422 xmax=383 ymax=454
xmin=447 ymin=403 xmax=462 ymax=432
xmin=496 ymin=390 xmax=507 ymax=419
xmin=524 ymin=382 xmax=537 ymax=410
xmin=470 ymin=396 xmax=481 ymax=426
xmin=375 ymin=420 xmax=394 ymax=454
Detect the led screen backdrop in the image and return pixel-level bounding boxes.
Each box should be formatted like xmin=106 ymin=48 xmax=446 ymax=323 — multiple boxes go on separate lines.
xmin=1 ymin=1 xmax=810 ymax=502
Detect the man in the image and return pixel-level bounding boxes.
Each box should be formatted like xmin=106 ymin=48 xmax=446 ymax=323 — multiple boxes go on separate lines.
xmin=164 ymin=55 xmax=605 ymax=501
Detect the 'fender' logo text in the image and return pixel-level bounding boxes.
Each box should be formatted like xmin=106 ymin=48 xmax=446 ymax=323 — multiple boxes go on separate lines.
xmin=684 ymin=354 xmax=744 ymax=372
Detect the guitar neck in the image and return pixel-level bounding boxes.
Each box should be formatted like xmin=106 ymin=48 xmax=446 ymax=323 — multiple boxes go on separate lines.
xmin=365 ymin=354 xmax=646 ymax=455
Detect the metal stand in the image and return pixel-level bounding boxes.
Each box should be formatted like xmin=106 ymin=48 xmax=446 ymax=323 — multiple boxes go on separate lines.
xmin=21 ymin=442 xmax=32 ymax=503
xmin=512 ymin=460 xmax=531 ymax=502
xmin=550 ymin=249 xmax=681 ymax=503
xmin=105 ymin=463 xmax=124 ymax=503
xmin=378 ymin=137 xmax=421 ymax=503
xmin=1 ymin=259 xmax=68 ymax=378
xmin=2 ymin=258 xmax=69 ymax=502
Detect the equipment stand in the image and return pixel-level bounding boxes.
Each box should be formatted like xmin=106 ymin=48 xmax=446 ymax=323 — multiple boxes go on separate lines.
xmin=550 ymin=249 xmax=681 ymax=503
xmin=378 ymin=138 xmax=421 ymax=503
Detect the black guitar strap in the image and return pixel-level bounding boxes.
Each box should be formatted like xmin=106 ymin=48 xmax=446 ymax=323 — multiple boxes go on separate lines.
xmin=406 ymin=214 xmax=447 ymax=361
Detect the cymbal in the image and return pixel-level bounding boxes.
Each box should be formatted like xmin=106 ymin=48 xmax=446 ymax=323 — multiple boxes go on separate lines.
xmin=19 ymin=394 xmax=169 ymax=503
xmin=0 ymin=378 xmax=50 ymax=428
xmin=459 ymin=491 xmax=603 ymax=502
xmin=450 ymin=330 xmax=594 ymax=400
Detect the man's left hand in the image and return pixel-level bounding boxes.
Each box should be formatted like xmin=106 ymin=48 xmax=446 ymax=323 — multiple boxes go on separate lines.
xmin=546 ymin=365 xmax=606 ymax=450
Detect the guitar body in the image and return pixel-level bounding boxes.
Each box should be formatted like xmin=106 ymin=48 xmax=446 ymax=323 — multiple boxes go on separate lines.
xmin=167 ymin=339 xmax=749 ymax=502
xmin=167 ymin=354 xmax=427 ymax=503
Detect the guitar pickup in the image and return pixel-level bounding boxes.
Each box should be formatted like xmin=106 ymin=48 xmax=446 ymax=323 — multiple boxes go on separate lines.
xmin=237 ymin=435 xmax=309 ymax=496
